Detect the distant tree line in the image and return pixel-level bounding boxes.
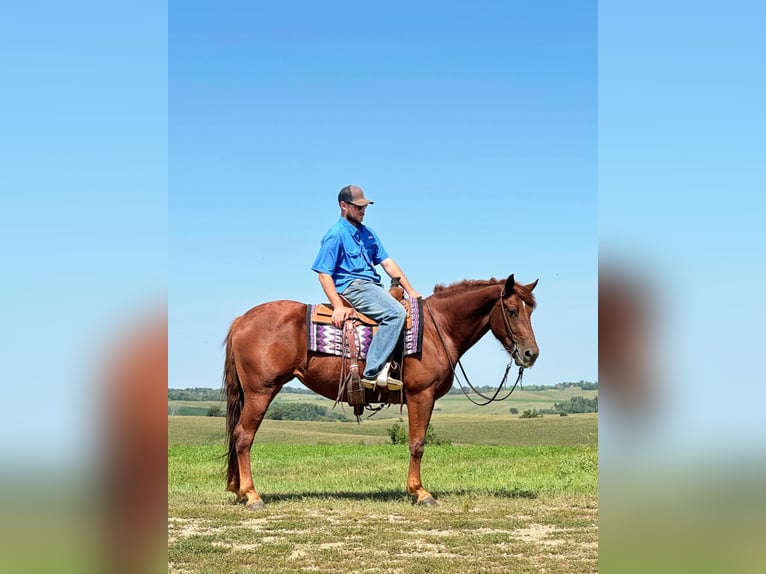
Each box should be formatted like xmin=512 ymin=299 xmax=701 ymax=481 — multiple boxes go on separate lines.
xmin=169 ymin=385 xmax=318 ymax=401
xmin=275 ymin=386 xmax=318 ymax=395
xmin=265 ymin=402 xmax=349 ymax=422
xmin=510 ymin=396 xmax=598 ymax=418
xmin=168 ymin=387 xmax=223 ymax=401
xmin=550 ymin=395 xmax=598 ymax=414
xmin=170 ymin=382 xmax=598 ymax=402
xmin=175 ymin=400 xmax=350 ymax=421
xmin=556 ymin=380 xmax=598 ymax=390
xmin=449 ymin=380 xmax=597 ymax=394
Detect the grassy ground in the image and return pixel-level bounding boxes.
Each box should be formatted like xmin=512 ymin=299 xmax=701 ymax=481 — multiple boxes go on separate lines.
xmin=168 ymin=414 xmax=598 ymax=573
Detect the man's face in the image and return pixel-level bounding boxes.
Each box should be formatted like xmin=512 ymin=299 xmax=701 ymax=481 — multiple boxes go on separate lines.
xmin=343 ymin=202 xmax=367 ymax=226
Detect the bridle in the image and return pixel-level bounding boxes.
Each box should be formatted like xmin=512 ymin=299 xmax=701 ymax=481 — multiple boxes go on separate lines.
xmin=499 ymin=286 xmax=521 ymax=364
xmin=424 ymin=289 xmax=525 ymax=406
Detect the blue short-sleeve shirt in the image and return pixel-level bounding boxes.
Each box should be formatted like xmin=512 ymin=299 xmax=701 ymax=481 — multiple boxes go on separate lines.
xmin=312 ymin=218 xmax=389 ymax=293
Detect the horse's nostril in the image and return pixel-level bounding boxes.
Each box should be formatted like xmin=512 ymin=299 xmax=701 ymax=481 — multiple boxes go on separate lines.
xmin=524 ymin=349 xmax=533 ymax=358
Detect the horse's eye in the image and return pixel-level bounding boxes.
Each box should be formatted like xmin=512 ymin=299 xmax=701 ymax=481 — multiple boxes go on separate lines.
xmin=507 ymin=307 xmax=518 ymax=318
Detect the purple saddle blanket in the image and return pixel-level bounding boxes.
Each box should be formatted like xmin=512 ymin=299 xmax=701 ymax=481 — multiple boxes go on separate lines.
xmin=306 ymin=298 xmax=423 ymax=359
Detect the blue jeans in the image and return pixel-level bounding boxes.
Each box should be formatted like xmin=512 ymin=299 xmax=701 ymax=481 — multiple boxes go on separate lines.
xmin=342 ymin=279 xmax=407 ymax=378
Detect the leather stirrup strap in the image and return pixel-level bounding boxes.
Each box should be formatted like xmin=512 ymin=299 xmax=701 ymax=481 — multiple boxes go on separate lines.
xmin=345 ymin=319 xmax=359 ymax=365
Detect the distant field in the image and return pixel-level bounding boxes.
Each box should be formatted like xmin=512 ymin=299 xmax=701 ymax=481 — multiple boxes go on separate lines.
xmin=169 ymin=412 xmax=597 ymax=448
xmin=168 ymin=385 xmax=598 ymax=419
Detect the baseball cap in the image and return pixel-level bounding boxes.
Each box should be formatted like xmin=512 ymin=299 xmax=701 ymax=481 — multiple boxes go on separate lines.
xmin=338 ymin=185 xmax=374 ymax=206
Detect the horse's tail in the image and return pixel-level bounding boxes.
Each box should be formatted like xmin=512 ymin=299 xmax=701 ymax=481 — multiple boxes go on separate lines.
xmin=223 ymin=316 xmax=244 ymax=492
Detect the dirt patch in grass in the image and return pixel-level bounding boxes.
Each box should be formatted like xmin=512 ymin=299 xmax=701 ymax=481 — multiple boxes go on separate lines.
xmin=167 ymin=517 xmax=226 ymax=544
xmin=169 ymin=495 xmax=597 ymax=573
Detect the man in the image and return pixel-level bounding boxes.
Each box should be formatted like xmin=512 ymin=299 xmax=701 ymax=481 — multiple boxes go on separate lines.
xmin=312 ymin=185 xmax=422 ymax=391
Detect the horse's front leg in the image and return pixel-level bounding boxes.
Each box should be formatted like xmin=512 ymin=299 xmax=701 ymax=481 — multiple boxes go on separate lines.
xmin=405 ymin=390 xmax=438 ymax=506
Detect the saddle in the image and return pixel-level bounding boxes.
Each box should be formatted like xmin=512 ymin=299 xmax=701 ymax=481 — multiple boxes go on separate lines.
xmin=311 ymin=281 xmax=413 ymax=416
xmin=310 ymin=299 xmax=413 ymax=330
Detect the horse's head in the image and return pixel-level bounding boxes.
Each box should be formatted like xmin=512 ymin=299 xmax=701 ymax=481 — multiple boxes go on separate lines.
xmin=490 ymin=274 xmax=540 ymax=368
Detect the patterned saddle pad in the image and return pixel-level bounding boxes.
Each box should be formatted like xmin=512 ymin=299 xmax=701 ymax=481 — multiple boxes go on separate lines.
xmin=306 ymin=297 xmax=423 ymax=359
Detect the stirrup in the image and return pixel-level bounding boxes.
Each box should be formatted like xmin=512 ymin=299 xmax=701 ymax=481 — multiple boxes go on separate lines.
xmin=380 ymin=361 xmax=403 ymax=390
xmin=362 ymin=362 xmax=391 ymax=390
xmin=361 ymin=376 xmax=378 ymax=390
xmin=374 ymin=362 xmax=403 ymax=391
xmin=385 ymin=376 xmax=403 ymax=391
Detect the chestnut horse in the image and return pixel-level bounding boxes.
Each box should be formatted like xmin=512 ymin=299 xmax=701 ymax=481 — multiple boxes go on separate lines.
xmin=223 ymin=274 xmax=539 ymax=509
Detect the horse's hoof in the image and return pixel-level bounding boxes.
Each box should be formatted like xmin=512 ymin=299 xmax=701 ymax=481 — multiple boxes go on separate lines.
xmin=245 ymin=500 xmax=267 ymax=511
xmin=418 ymin=496 xmax=439 ymax=507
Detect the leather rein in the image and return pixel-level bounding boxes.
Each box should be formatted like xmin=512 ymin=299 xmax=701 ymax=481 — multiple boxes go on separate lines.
xmin=424 ymin=290 xmax=525 ymax=406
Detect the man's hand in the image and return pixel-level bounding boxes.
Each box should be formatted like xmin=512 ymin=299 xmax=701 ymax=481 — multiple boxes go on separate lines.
xmin=332 ymin=306 xmax=352 ymax=328
xmin=380 ymin=258 xmax=422 ymax=301
xmin=317 ymin=273 xmax=353 ymax=327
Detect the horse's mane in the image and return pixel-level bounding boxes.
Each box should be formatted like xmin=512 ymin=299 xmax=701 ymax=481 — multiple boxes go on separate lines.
xmin=432 ymin=278 xmax=536 ymax=308
xmin=433 ymin=278 xmax=503 ymax=294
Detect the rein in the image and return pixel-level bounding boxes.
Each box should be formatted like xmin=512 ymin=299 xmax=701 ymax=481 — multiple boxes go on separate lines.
xmin=424 ymin=293 xmax=524 ymax=407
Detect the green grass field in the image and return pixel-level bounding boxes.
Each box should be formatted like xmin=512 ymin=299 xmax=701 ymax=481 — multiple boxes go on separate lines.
xmin=169 ymin=412 xmax=598 ymax=448
xmin=169 ymin=408 xmax=598 ymax=573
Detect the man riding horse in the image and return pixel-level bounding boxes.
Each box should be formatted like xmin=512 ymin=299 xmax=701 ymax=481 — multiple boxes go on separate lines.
xmin=222 ymin=186 xmax=539 ymax=509
xmin=312 ymin=184 xmax=422 ymax=391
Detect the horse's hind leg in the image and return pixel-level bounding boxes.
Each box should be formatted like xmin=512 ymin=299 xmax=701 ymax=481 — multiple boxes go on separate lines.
xmin=231 ymin=387 xmax=281 ymax=510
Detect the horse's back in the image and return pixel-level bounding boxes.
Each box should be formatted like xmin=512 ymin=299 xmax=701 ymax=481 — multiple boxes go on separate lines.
xmin=238 ymin=299 xmax=306 ymax=320
xmin=230 ymin=300 xmax=307 ymax=339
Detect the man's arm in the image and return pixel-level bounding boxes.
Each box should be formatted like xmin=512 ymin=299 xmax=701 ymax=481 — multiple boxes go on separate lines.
xmin=380 ymin=258 xmax=423 ymax=300
xmin=317 ymin=273 xmax=353 ymax=327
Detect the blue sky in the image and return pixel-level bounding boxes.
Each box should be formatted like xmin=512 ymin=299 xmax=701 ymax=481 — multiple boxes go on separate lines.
xmin=1 ymin=1 xmax=167 ymax=464
xmin=599 ymin=1 xmax=766 ymax=456
xmin=3 ymin=4 xmax=766 ymax=570
xmin=169 ymin=1 xmax=598 ymax=391
xmin=1 ymin=0 xmax=760 ymax=458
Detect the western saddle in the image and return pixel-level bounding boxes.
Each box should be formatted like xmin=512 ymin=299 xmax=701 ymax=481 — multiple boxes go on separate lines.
xmin=314 ymin=279 xmax=411 ymax=416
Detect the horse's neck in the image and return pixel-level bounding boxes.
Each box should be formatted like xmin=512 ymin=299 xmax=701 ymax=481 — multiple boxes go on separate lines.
xmin=428 ymin=285 xmax=499 ymax=357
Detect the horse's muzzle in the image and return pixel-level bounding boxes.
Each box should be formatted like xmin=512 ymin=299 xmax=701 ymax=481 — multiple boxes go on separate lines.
xmin=513 ymin=346 xmax=539 ymax=368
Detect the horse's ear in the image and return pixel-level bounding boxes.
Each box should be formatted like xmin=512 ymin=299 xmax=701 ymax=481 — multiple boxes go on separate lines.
xmin=503 ymin=274 xmax=515 ymax=296
xmin=527 ymin=279 xmax=539 ymax=292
